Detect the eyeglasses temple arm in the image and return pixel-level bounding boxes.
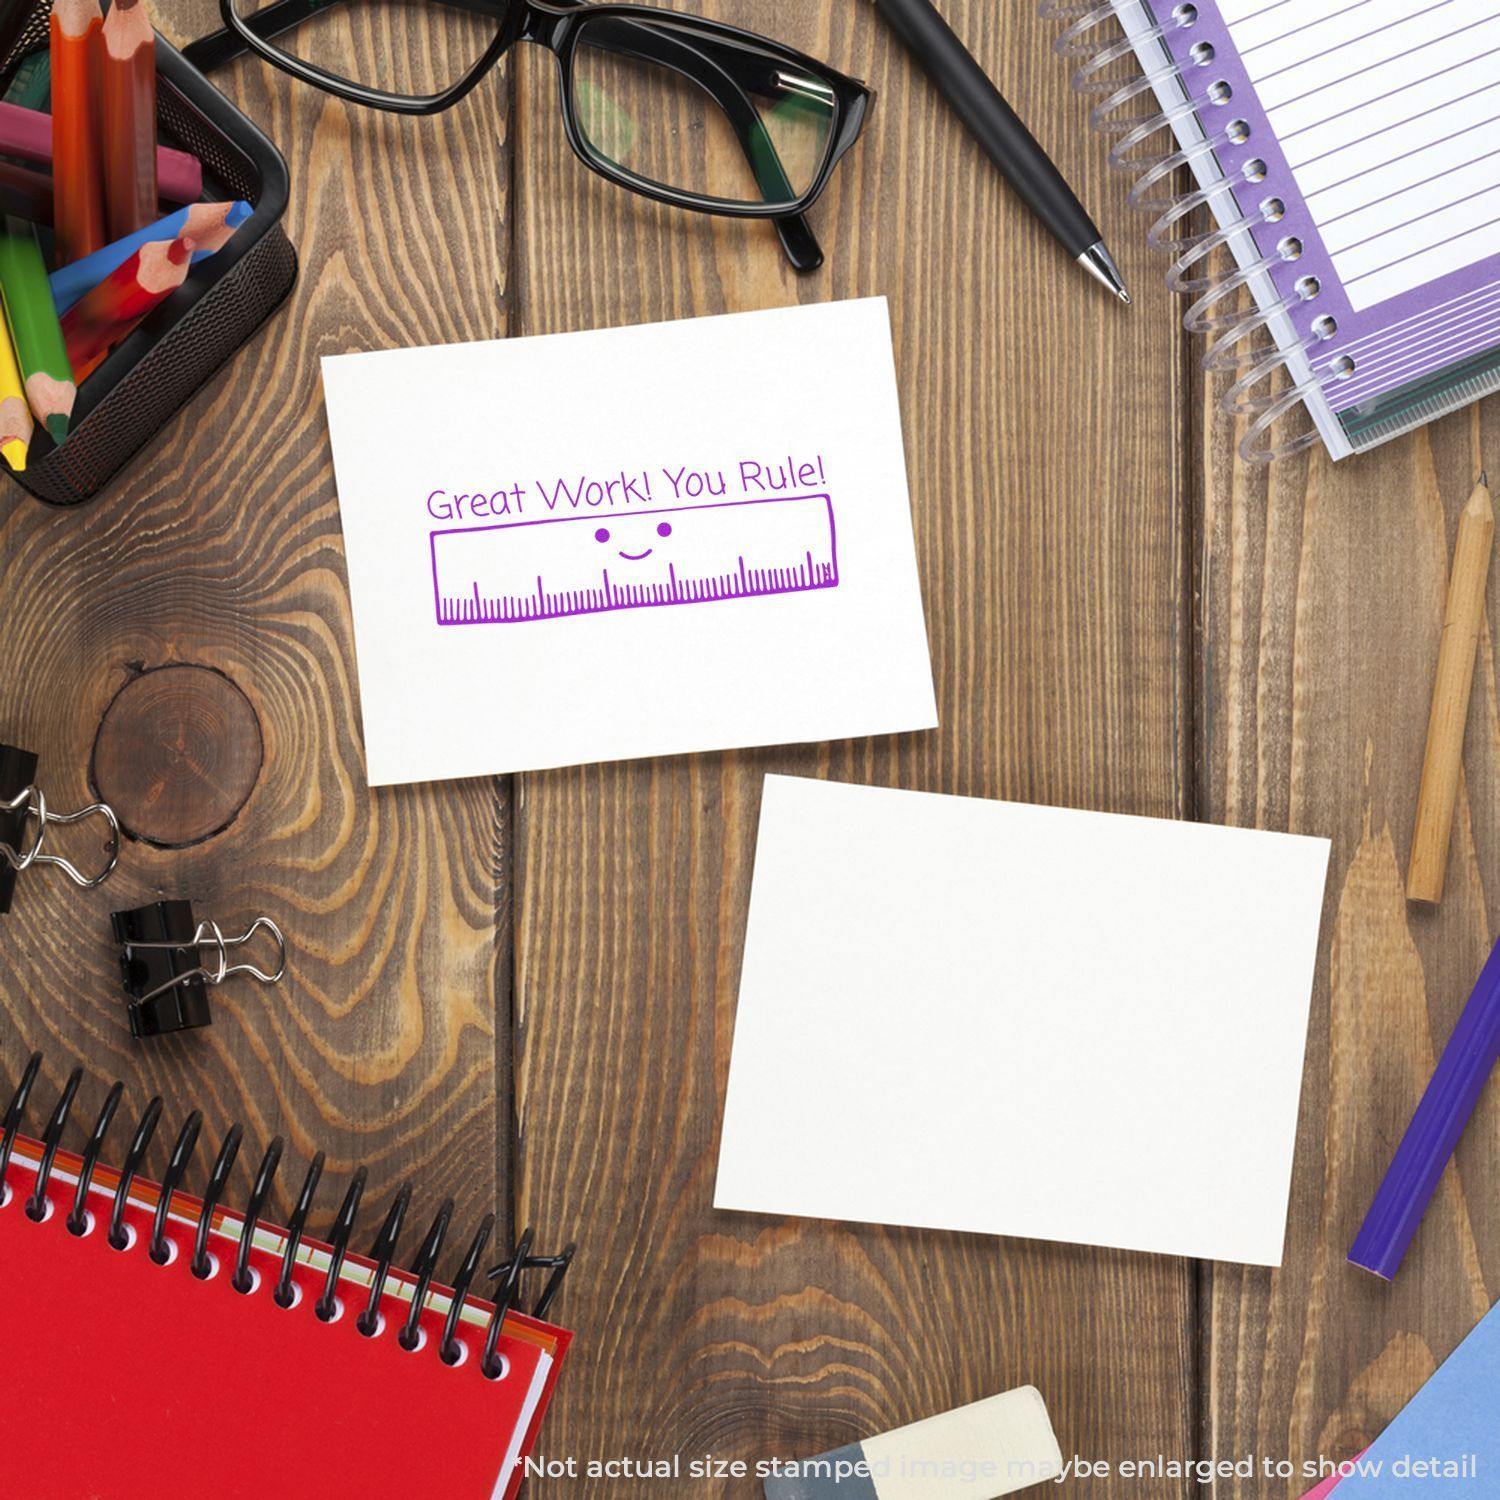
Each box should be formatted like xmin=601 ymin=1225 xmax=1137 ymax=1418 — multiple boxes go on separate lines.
xmin=181 ymin=2 xmax=824 ymax=271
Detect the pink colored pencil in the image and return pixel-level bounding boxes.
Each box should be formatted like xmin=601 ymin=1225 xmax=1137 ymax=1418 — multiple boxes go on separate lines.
xmin=0 ymin=101 xmax=201 ymax=204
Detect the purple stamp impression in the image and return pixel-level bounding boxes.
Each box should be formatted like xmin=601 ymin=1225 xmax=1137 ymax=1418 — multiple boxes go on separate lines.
xmin=431 ymin=494 xmax=839 ymax=625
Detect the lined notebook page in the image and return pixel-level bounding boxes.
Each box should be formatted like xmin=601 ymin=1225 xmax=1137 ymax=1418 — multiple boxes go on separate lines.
xmin=1222 ymin=0 xmax=1500 ymax=310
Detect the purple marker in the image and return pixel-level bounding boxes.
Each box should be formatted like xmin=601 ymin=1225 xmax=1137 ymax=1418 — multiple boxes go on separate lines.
xmin=1349 ymin=935 xmax=1500 ymax=1279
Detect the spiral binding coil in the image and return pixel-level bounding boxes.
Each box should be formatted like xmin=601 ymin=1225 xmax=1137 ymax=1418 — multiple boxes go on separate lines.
xmin=1041 ymin=0 xmax=1335 ymax=462
xmin=0 ymin=1054 xmax=576 ymax=1378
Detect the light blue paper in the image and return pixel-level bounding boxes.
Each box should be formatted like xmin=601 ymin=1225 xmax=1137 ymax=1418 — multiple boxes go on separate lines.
xmin=1328 ymin=1299 xmax=1498 ymax=1493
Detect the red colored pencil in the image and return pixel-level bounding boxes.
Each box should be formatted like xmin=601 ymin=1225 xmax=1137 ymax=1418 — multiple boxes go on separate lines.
xmin=101 ymin=0 xmax=157 ymax=240
xmin=50 ymin=0 xmax=106 ymax=263
xmin=61 ymin=234 xmax=192 ymax=380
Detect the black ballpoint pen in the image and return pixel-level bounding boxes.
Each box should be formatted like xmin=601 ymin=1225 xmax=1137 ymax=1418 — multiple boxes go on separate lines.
xmin=871 ymin=0 xmax=1131 ymax=303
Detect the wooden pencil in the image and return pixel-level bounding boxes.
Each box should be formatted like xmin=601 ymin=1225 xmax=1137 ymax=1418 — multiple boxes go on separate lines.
xmin=0 ymin=218 xmax=74 ymax=443
xmin=0 ymin=158 xmax=57 ymax=225
xmin=61 ymin=233 xmax=192 ymax=379
xmin=0 ymin=312 xmax=33 ymax=470
xmin=3 ymin=50 xmax=51 ymax=110
xmin=1407 ymin=472 xmax=1495 ymax=904
xmin=0 ymin=159 xmax=201 ymax=232
xmin=51 ymin=200 xmax=249 ymax=314
xmin=50 ymin=0 xmax=106 ymax=263
xmin=101 ymin=0 xmax=157 ymax=240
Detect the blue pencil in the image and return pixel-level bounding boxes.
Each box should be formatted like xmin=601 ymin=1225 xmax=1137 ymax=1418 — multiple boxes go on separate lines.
xmin=50 ymin=199 xmax=251 ymax=314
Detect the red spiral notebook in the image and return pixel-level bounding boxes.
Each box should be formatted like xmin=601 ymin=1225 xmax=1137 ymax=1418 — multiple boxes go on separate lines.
xmin=0 ymin=1120 xmax=571 ymax=1499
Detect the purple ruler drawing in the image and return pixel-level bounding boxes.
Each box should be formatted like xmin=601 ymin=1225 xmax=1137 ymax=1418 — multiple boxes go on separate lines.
xmin=431 ymin=494 xmax=839 ymax=626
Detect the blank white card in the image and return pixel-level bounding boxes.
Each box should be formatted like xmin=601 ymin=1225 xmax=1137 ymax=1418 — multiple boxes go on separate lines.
xmin=715 ymin=776 xmax=1332 ymax=1266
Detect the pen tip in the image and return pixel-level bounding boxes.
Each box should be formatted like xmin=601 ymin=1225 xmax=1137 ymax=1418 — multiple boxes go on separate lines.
xmin=1078 ymin=242 xmax=1130 ymax=304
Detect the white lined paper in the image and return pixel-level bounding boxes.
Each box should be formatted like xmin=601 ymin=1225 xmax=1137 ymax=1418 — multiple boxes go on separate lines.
xmin=1222 ymin=0 xmax=1500 ymax=309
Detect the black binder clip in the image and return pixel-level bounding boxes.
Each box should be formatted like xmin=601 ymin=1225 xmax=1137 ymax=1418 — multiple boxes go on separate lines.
xmin=1 ymin=742 xmax=120 ymax=916
xmin=111 ymin=900 xmax=287 ymax=1038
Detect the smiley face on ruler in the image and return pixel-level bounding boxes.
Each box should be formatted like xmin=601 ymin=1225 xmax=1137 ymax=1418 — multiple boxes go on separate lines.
xmin=430 ymin=495 xmax=840 ymax=625
xmin=594 ymin=518 xmax=673 ymax=563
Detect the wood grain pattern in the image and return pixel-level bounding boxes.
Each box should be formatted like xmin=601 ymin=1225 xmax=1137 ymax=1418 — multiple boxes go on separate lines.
xmin=510 ymin=3 xmax=1197 ymax=1492
xmin=0 ymin=0 xmax=516 ymax=1275
xmin=1199 ymin=348 xmax=1500 ymax=1486
xmin=92 ymin=662 xmax=264 ymax=845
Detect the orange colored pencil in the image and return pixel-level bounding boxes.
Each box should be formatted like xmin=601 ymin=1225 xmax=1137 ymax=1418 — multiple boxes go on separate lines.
xmin=102 ymin=0 xmax=158 ymax=240
xmin=50 ymin=0 xmax=106 ymax=264
xmin=62 ymin=234 xmax=192 ymax=380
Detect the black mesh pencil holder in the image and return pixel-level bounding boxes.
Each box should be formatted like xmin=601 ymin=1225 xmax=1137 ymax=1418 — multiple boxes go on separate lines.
xmin=0 ymin=22 xmax=296 ymax=507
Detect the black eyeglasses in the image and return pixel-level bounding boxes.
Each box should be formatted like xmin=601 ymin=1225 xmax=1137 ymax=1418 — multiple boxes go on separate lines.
xmin=183 ymin=0 xmax=873 ymax=271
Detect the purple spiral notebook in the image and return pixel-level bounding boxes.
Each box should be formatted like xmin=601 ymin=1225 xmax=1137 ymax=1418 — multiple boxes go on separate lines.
xmin=1053 ymin=0 xmax=1500 ymax=462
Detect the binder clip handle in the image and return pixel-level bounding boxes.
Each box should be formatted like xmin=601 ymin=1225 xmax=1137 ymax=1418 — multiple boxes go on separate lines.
xmin=0 ymin=784 xmax=121 ymax=890
xmin=127 ymin=916 xmax=288 ymax=1004
xmin=113 ymin=901 xmax=287 ymax=1039
xmin=193 ymin=915 xmax=287 ymax=993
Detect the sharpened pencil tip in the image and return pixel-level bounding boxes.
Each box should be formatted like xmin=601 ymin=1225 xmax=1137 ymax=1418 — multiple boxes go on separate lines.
xmin=1480 ymin=470 xmax=1488 ymax=488
xmin=3 ymin=439 xmax=26 ymax=471
xmin=44 ymin=415 xmax=68 ymax=447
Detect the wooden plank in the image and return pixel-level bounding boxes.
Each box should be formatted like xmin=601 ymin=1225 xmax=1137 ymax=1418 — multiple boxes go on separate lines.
xmin=510 ymin=3 xmax=1197 ymax=1490
xmin=1199 ymin=373 xmax=1500 ymax=1482
xmin=0 ymin=10 xmax=512 ymax=1249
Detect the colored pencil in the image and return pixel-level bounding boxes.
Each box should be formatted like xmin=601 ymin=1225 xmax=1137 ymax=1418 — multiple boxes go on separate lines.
xmin=0 ymin=159 xmax=199 ymax=231
xmin=1349 ymin=934 xmax=1500 ymax=1279
xmin=51 ymin=200 xmax=250 ymax=314
xmin=0 ymin=218 xmax=74 ymax=442
xmin=50 ymin=0 xmax=106 ymax=263
xmin=101 ymin=0 xmax=157 ymax=240
xmin=61 ymin=233 xmax=192 ymax=379
xmin=0 ymin=101 xmax=200 ymax=204
xmin=1407 ymin=472 xmax=1495 ymax=904
xmin=0 ymin=158 xmax=56 ymax=224
xmin=3 ymin=50 xmax=50 ymax=109
xmin=0 ymin=313 xmax=32 ymax=470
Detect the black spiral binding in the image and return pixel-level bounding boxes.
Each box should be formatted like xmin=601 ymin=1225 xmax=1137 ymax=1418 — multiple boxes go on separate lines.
xmin=234 ymin=1136 xmax=283 ymax=1293
xmin=151 ymin=1111 xmax=203 ymax=1263
xmin=2 ymin=1054 xmax=575 ymax=1375
xmin=192 ymin=1125 xmax=244 ymax=1278
xmin=67 ymin=1080 xmax=122 ymax=1235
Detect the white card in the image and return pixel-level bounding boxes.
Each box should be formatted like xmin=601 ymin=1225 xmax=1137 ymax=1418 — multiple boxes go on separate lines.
xmin=715 ymin=776 xmax=1332 ymax=1266
xmin=321 ymin=299 xmax=937 ymax=784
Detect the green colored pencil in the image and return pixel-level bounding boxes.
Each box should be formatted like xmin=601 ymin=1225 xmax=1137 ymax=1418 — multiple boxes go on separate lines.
xmin=2 ymin=49 xmax=48 ymax=109
xmin=0 ymin=219 xmax=74 ymax=443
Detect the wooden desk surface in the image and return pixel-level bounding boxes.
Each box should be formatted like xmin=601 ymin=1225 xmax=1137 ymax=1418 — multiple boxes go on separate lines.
xmin=1 ymin=2 xmax=1496 ymax=1494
